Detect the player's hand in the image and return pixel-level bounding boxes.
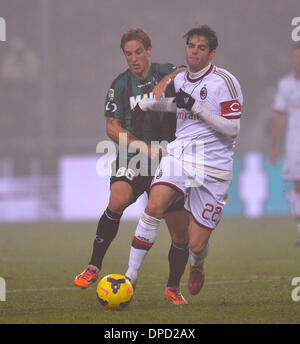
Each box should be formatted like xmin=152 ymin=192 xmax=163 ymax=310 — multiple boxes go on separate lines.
xmin=269 ymin=146 xmax=278 ymax=166
xmin=153 ymin=76 xmax=171 ymax=100
xmin=173 ymin=88 xmax=195 ymax=111
xmin=148 ymin=143 xmax=166 ymax=160
xmin=131 ymin=142 xmax=166 ymax=161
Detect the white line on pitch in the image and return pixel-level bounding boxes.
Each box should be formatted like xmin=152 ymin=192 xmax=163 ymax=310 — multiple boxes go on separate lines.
xmin=6 ymin=276 xmax=288 ymax=294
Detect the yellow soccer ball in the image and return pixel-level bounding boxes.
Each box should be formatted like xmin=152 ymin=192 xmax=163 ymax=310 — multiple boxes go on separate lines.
xmin=96 ymin=274 xmax=134 ymax=310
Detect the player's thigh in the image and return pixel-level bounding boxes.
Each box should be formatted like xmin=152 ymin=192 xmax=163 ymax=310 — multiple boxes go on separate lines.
xmin=164 ymin=209 xmax=189 ymax=244
xmin=185 ymin=176 xmax=231 ymax=230
xmin=108 ymin=181 xmax=135 ymax=214
xmin=188 ymin=214 xmax=212 ymax=254
xmin=145 ymin=184 xmax=180 ymax=219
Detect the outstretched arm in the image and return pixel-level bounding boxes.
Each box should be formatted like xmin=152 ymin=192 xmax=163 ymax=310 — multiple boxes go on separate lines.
xmin=138 ymin=97 xmax=177 ymax=113
xmin=153 ymin=67 xmax=187 ymax=100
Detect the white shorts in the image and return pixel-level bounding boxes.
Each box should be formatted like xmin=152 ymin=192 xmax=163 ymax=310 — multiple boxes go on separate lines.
xmin=151 ymin=155 xmax=232 ymax=230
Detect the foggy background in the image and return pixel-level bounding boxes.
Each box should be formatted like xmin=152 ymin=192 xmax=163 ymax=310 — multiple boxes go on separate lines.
xmin=0 ymin=0 xmax=299 ymax=221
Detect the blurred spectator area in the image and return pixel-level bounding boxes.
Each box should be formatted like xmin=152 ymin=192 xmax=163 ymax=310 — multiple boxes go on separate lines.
xmin=0 ymin=0 xmax=297 ymax=175
xmin=0 ymin=0 xmax=298 ymax=221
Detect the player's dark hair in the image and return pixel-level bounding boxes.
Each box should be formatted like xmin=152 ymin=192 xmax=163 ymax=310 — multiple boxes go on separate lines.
xmin=184 ymin=25 xmax=218 ymax=51
xmin=120 ymin=28 xmax=152 ymax=51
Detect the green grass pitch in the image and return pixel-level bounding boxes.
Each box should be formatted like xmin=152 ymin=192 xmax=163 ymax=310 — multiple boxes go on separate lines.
xmin=0 ymin=217 xmax=300 ymax=324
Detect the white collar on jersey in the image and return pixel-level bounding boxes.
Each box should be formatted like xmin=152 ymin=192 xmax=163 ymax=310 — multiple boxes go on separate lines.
xmin=188 ymin=63 xmax=212 ymax=80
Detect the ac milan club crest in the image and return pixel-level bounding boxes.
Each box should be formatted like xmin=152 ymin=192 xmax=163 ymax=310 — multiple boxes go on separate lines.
xmin=200 ymin=86 xmax=207 ymax=100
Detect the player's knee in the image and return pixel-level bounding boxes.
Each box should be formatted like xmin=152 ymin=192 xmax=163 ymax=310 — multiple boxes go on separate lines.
xmin=108 ymin=196 xmax=131 ymax=214
xmin=170 ymin=229 xmax=189 ymax=245
xmin=189 ymin=239 xmax=208 ymax=255
xmin=145 ymin=200 xmax=164 ymax=219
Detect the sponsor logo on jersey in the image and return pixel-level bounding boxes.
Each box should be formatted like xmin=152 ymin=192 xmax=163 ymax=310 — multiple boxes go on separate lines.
xmin=177 ymin=111 xmax=201 ymax=120
xmin=129 ymin=92 xmax=155 ymax=109
xmin=200 ymin=86 xmax=207 ymax=100
xmin=137 ymin=81 xmax=152 ymax=88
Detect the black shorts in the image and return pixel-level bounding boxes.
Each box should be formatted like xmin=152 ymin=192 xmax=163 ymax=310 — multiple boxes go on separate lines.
xmin=110 ymin=159 xmax=184 ymax=214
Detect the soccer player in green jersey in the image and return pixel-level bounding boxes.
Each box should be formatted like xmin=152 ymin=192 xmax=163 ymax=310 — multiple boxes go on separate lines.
xmin=74 ymin=28 xmax=189 ymax=304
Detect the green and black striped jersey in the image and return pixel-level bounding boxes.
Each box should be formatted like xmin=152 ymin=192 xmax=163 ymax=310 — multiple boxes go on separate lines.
xmin=104 ymin=63 xmax=178 ymax=147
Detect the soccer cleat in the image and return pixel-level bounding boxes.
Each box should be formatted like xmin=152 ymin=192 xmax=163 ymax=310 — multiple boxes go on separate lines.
xmin=74 ymin=266 xmax=99 ymax=289
xmin=188 ymin=261 xmax=205 ymax=295
xmin=164 ymin=286 xmax=188 ymax=305
xmin=125 ymin=276 xmax=136 ymax=291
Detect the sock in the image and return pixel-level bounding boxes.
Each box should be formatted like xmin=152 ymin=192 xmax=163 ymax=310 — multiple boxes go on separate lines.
xmin=190 ymin=242 xmax=210 ymax=267
xmin=89 ymin=208 xmax=122 ymax=270
xmin=166 ymin=241 xmax=189 ymax=288
xmin=125 ymin=212 xmax=161 ymax=283
xmin=87 ymin=264 xmax=99 ymax=273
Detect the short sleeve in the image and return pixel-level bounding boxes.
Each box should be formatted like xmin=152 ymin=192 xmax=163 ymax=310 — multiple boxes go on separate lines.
xmin=104 ymin=81 xmax=124 ymax=120
xmin=273 ymin=79 xmax=288 ymax=113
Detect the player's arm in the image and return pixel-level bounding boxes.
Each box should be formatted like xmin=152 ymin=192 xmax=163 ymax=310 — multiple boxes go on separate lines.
xmin=105 ymin=84 xmax=157 ymax=158
xmin=106 ymin=117 xmax=141 ymax=146
xmin=104 ymin=87 xmax=144 ymax=148
xmin=269 ymin=110 xmax=286 ymax=165
xmin=106 ymin=117 xmax=164 ymax=159
xmin=191 ymin=101 xmax=240 ymax=138
xmin=106 ymin=112 xmax=166 ymax=159
xmin=138 ymin=97 xmax=177 ymax=113
xmin=174 ymin=88 xmax=241 ymax=138
xmin=153 ymin=66 xmax=187 ymax=100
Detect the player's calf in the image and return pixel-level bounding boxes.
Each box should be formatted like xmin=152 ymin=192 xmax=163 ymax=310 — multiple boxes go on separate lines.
xmin=188 ymin=242 xmax=209 ymax=295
